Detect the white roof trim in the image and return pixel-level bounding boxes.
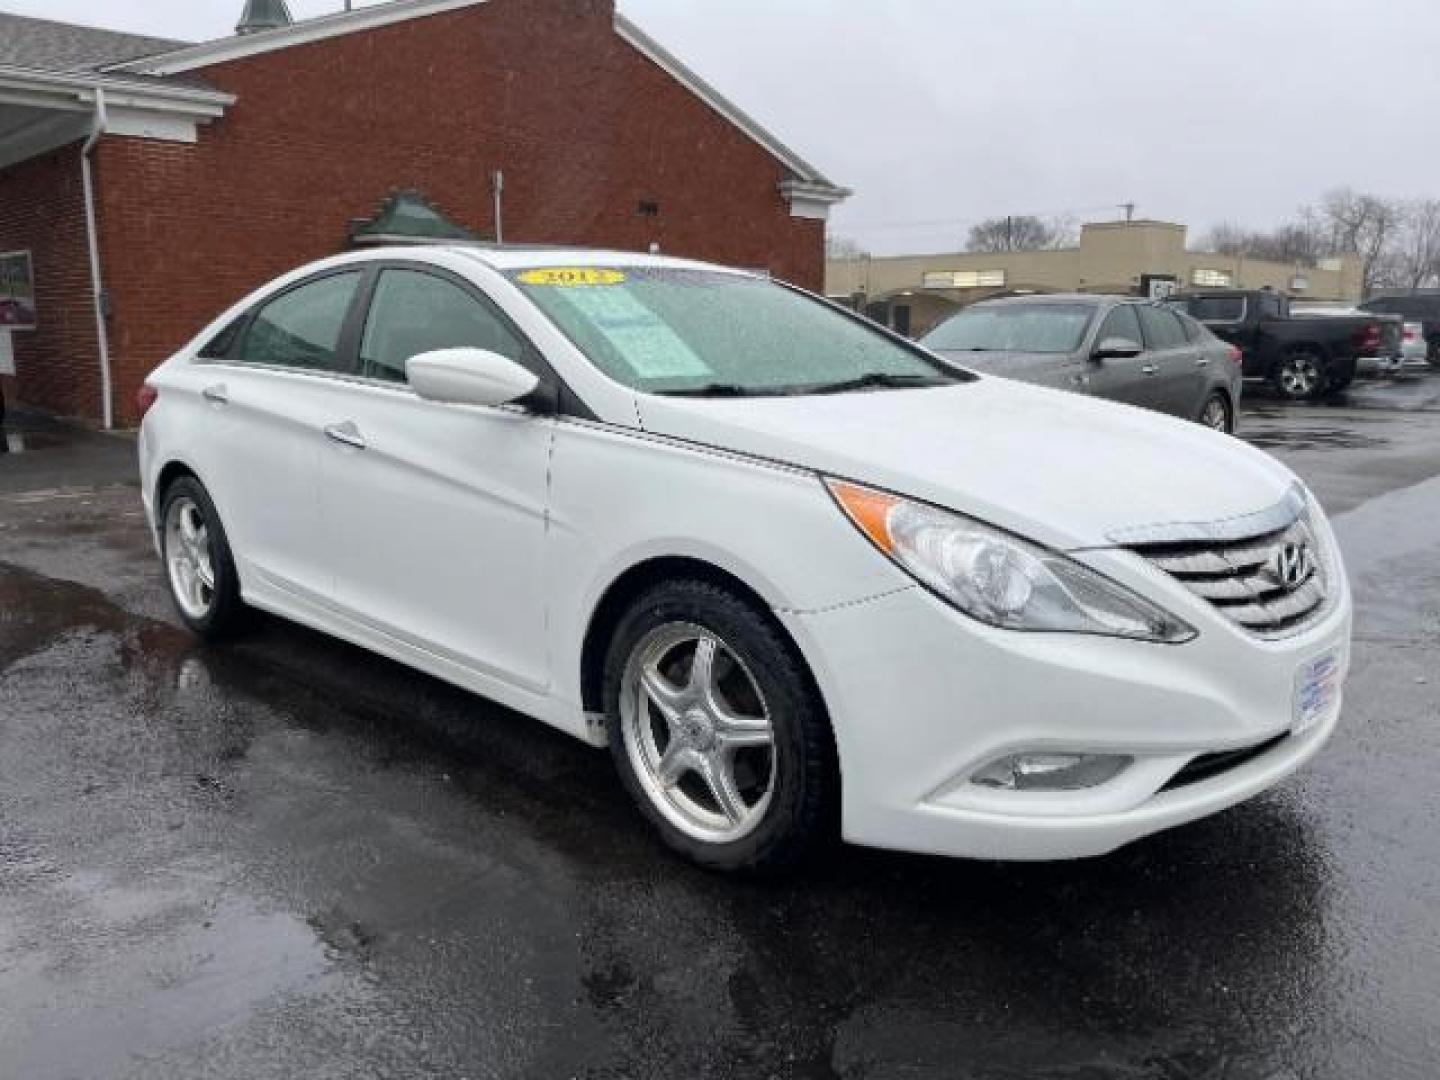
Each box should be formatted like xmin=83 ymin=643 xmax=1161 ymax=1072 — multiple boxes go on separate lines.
xmin=614 ymin=13 xmax=847 ymax=198
xmin=106 ymin=0 xmax=491 ymax=77
xmin=0 ymin=64 xmax=234 ymax=116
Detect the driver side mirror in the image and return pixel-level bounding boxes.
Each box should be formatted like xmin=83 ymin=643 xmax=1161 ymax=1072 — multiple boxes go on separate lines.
xmin=1092 ymin=336 xmax=1144 ymax=362
xmin=407 ymin=348 xmax=542 ymax=409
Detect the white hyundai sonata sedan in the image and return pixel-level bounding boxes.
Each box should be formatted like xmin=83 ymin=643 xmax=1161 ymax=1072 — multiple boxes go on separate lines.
xmin=138 ymin=246 xmax=1351 ymax=871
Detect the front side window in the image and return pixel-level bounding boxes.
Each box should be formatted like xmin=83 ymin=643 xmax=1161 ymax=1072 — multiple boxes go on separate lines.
xmin=1095 ymin=304 xmax=1144 ymax=347
xmin=508 ymin=267 xmax=960 ymax=396
xmin=1137 ymin=305 xmax=1188 ymax=348
xmin=924 ymin=303 xmax=1095 ymax=355
xmin=237 ymin=272 xmax=362 ymax=372
xmin=361 ymin=269 xmax=527 ymax=384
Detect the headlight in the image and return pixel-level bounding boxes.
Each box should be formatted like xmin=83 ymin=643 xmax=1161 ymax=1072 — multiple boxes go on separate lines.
xmin=826 ymin=480 xmax=1196 ymax=643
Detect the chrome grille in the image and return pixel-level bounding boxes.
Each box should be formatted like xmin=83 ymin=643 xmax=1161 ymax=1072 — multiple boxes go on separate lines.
xmin=1130 ymin=515 xmax=1329 ymax=639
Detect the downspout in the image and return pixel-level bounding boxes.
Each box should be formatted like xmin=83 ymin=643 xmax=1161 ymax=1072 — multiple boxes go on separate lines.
xmin=80 ymin=87 xmax=113 ymax=430
xmin=491 ymin=169 xmax=504 ymax=245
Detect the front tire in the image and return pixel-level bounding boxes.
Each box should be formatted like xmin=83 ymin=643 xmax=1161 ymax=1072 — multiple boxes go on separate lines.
xmin=603 ymin=579 xmax=837 ymax=873
xmin=159 ymin=476 xmax=247 ymax=640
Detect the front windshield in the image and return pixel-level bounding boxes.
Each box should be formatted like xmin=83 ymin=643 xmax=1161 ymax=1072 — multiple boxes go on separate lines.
xmin=507 ymin=266 xmax=962 ymax=396
xmin=923 ymin=303 xmax=1095 ymax=354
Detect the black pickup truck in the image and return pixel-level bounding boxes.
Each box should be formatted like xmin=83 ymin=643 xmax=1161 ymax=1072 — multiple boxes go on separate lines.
xmin=1164 ymin=289 xmax=1400 ymax=400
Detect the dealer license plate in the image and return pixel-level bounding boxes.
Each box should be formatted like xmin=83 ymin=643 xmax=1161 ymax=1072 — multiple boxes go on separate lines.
xmin=1294 ymin=650 xmax=1342 ymax=735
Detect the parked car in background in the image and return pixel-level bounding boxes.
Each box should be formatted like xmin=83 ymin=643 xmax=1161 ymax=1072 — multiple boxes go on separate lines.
xmin=922 ymin=295 xmax=1243 ymax=432
xmin=137 ymin=247 xmax=1350 ymax=872
xmin=1289 ymin=303 xmax=1405 ymax=377
xmin=1164 ymin=289 xmax=1400 ymax=400
xmin=1360 ymin=294 xmax=1440 ymax=367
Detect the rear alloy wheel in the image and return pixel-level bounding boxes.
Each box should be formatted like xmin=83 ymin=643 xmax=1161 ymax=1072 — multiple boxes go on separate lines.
xmin=159 ymin=476 xmax=247 ymax=639
xmin=605 ymin=580 xmax=837 ymax=872
xmin=1273 ymin=351 xmax=1326 ymax=401
xmin=1198 ymin=392 xmax=1234 ymax=434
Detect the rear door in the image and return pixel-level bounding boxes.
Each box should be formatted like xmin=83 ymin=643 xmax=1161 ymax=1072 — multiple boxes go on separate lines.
xmin=1136 ymin=304 xmax=1201 ymax=417
xmin=1084 ymin=303 xmax=1154 ymax=409
xmin=194 ymin=268 xmax=367 ymax=599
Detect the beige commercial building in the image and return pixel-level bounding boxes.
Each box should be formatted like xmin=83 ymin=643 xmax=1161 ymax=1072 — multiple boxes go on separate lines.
xmin=827 ymin=220 xmax=1365 ymax=338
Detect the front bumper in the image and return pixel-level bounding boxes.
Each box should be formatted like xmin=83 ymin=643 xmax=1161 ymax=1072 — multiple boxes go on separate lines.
xmin=782 ymin=551 xmax=1351 ymax=861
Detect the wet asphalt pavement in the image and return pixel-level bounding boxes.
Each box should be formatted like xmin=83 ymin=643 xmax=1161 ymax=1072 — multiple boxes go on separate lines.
xmin=2 ymin=377 xmax=1439 ymax=1079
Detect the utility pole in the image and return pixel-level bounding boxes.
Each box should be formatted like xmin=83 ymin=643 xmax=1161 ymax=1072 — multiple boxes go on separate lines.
xmin=1005 ymin=215 xmax=1014 ymax=250
xmin=1121 ymin=202 xmax=1136 ymax=223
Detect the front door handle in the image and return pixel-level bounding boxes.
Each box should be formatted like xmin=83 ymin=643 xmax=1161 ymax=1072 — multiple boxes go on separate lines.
xmin=202 ymin=384 xmax=229 ymax=405
xmin=1195 ymin=356 xmax=1212 ymax=367
xmin=324 ymin=421 xmax=368 ymax=451
xmin=1141 ymin=364 xmax=1160 ymax=376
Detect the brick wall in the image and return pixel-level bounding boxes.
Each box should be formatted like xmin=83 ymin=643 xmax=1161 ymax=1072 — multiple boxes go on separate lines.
xmin=0 ymin=144 xmax=103 ymax=420
xmin=90 ymin=0 xmax=826 ymax=424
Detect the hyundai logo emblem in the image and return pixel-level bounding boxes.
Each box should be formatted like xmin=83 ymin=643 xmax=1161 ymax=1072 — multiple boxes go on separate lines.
xmin=1268 ymin=543 xmax=1313 ymax=590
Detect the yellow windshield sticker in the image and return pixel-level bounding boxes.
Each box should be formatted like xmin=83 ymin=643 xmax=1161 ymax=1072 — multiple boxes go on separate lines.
xmin=518 ymin=268 xmax=627 ymax=287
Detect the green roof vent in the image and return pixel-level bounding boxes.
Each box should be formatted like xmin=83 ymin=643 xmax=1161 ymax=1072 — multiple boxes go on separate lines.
xmin=349 ymin=189 xmax=480 ymax=246
xmin=237 ymin=0 xmax=294 ymax=35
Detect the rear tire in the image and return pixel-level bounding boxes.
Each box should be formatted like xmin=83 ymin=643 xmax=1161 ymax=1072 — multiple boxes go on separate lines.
xmin=1197 ymin=392 xmax=1234 ymax=434
xmin=603 ymin=579 xmax=837 ymax=873
xmin=1271 ymin=350 xmax=1327 ymax=401
xmin=159 ymin=476 xmax=248 ymax=640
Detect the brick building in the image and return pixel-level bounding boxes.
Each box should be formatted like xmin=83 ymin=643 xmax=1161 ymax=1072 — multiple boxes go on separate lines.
xmin=0 ymin=0 xmax=847 ymax=426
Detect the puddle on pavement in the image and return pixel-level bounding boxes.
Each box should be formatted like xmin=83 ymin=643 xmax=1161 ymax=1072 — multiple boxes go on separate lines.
xmin=1244 ymin=426 xmax=1388 ymax=451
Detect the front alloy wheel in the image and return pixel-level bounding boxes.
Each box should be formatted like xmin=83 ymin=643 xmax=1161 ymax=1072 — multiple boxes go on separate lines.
xmin=604 ymin=580 xmax=837 ymax=872
xmin=620 ymin=623 xmax=777 ymax=844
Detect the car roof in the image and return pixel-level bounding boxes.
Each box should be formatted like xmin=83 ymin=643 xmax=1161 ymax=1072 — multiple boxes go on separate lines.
xmin=971 ymin=293 xmax=1127 ymax=308
xmin=441 ymin=243 xmax=750 ymax=275
xmin=291 ymin=243 xmax=759 ymax=280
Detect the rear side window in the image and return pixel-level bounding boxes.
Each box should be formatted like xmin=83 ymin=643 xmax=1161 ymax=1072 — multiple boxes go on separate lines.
xmin=1138 ymin=305 xmax=1187 ymax=349
xmin=360 ymin=269 xmax=527 ymax=384
xmin=236 ymin=272 xmax=363 ymax=373
xmin=1095 ymin=304 xmax=1143 ymax=346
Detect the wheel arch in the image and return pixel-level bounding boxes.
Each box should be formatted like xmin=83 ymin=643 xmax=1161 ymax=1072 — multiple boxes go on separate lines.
xmin=578 ymin=555 xmax=818 ymax=718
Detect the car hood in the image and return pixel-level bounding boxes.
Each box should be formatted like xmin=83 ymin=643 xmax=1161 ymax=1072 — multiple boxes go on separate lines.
xmin=635 ymin=378 xmax=1294 ymax=552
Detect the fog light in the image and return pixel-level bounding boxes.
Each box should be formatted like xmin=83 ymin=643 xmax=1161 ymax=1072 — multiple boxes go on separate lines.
xmin=972 ymin=752 xmax=1132 ymax=792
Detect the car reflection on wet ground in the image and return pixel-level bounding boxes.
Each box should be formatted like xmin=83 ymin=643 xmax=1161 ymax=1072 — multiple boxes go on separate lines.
xmin=1 ymin=377 xmax=1438 ymax=1079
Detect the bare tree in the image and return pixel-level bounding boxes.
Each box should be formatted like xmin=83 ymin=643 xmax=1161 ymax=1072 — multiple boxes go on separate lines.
xmin=1390 ymin=199 xmax=1440 ymax=291
xmin=1199 ymin=219 xmax=1325 ymax=265
xmin=825 ymin=234 xmax=868 ymax=260
xmin=1315 ymin=188 xmax=1404 ymax=294
xmin=966 ymin=215 xmax=1064 ymax=253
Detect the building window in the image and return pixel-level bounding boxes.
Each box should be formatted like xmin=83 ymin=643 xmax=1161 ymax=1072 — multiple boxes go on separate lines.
xmin=923 ymin=269 xmax=1007 ymax=290
xmin=1192 ymin=268 xmax=1234 ymax=287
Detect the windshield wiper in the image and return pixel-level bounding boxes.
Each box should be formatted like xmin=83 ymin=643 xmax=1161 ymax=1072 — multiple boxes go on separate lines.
xmin=655 ymin=383 xmax=800 ymax=398
xmin=802 ymin=372 xmax=954 ymax=395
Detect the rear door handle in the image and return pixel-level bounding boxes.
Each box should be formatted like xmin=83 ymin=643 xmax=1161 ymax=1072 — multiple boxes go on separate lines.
xmin=1195 ymin=356 xmax=1212 ymax=367
xmin=202 ymin=384 xmax=228 ymax=405
xmin=324 ymin=421 xmax=368 ymax=450
xmin=1141 ymin=364 xmax=1160 ymax=376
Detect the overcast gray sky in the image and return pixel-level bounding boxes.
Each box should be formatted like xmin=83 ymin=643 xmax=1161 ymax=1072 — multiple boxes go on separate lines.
xmin=5 ymin=0 xmax=1437 ymax=253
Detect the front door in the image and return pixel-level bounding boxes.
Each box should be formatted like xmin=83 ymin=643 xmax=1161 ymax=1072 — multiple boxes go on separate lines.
xmin=1085 ymin=303 xmax=1155 ymax=409
xmin=320 ymin=266 xmax=554 ymax=692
